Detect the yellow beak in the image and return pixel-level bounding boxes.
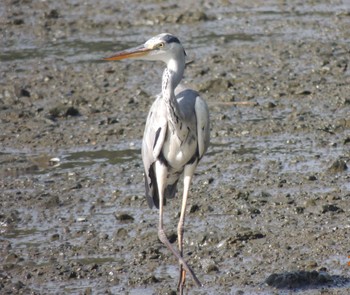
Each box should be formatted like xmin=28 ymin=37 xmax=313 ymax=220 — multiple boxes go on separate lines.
xmin=104 ymin=45 xmax=152 ymax=61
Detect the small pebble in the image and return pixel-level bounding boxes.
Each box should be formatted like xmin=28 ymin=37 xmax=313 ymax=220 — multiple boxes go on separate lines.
xmin=115 ymin=213 xmax=134 ymax=222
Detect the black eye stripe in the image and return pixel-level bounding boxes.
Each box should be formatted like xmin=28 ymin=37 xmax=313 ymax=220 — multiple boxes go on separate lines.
xmin=163 ymin=35 xmax=181 ymax=44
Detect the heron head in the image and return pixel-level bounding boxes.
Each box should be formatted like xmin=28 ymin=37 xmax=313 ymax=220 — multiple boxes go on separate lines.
xmin=104 ymin=33 xmax=186 ymax=64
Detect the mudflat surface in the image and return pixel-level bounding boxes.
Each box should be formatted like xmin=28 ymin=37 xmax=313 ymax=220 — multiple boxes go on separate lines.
xmin=1 ymin=1 xmax=350 ymax=294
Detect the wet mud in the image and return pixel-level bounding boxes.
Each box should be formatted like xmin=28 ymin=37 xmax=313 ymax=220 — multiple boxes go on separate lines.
xmin=1 ymin=0 xmax=350 ymax=294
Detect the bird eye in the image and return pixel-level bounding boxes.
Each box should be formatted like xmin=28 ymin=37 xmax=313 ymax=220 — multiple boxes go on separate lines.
xmin=157 ymin=42 xmax=165 ymax=49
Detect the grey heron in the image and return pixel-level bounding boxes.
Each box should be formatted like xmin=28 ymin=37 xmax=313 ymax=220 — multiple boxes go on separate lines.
xmin=104 ymin=33 xmax=210 ymax=293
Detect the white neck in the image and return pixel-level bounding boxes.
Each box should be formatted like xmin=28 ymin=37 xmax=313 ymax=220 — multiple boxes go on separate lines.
xmin=161 ymin=55 xmax=185 ymax=126
xmin=166 ymin=56 xmax=185 ymax=89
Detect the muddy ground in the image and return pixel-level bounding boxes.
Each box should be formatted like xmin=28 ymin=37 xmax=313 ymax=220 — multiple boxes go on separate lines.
xmin=1 ymin=0 xmax=350 ymax=294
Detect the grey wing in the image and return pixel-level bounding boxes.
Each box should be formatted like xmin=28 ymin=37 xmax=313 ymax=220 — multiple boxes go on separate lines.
xmin=142 ymin=97 xmax=168 ymax=208
xmin=176 ymin=88 xmax=210 ymax=160
xmin=195 ymin=95 xmax=210 ymax=159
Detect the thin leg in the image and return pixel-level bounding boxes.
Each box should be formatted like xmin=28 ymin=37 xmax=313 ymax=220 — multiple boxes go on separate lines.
xmin=177 ymin=164 xmax=198 ymax=294
xmin=154 ymin=161 xmax=202 ymax=288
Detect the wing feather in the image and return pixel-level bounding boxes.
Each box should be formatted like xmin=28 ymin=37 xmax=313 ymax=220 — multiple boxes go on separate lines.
xmin=142 ymin=97 xmax=167 ymax=208
xmin=195 ymin=97 xmax=210 ymax=159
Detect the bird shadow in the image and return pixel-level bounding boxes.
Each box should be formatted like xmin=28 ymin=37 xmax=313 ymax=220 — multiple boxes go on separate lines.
xmin=265 ymin=270 xmax=350 ymax=292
